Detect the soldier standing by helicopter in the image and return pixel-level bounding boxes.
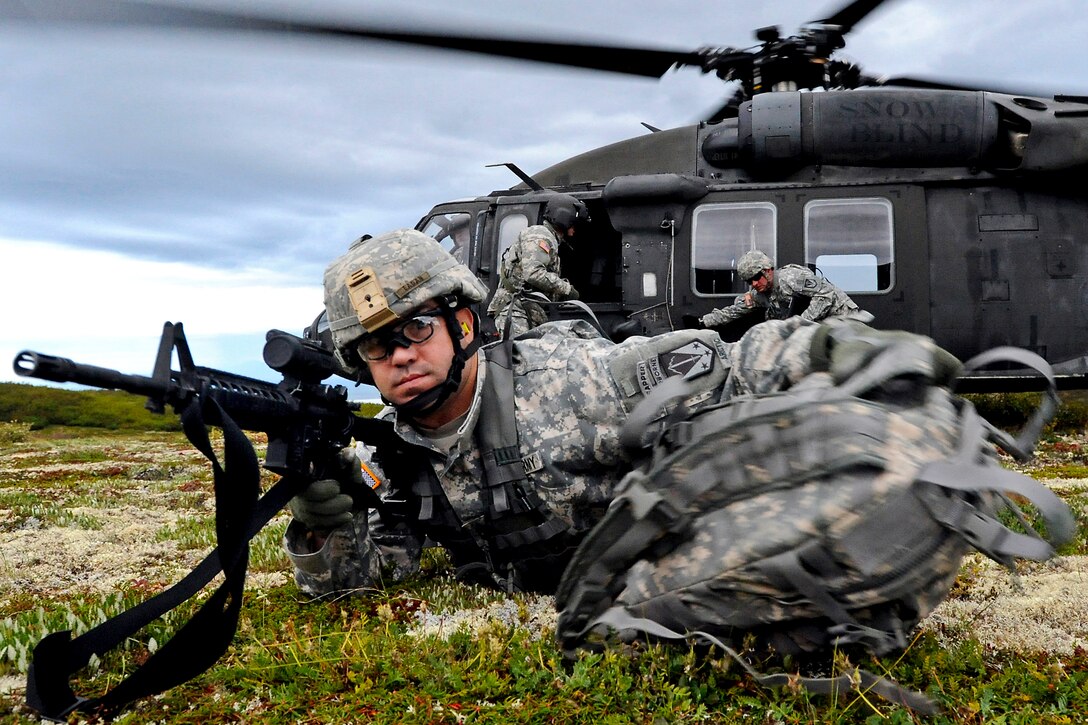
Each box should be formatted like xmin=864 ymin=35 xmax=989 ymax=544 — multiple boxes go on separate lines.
xmin=699 ymin=250 xmax=872 ymax=329
xmin=487 ymin=193 xmax=588 ymax=337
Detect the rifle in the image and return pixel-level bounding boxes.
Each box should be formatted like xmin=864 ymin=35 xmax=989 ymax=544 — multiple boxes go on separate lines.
xmin=12 ymin=321 xmax=390 ymax=721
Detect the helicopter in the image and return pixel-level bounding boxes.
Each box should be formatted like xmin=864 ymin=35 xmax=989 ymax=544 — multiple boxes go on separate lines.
xmin=336 ymin=0 xmax=1088 ymax=390
xmin=6 ymin=0 xmax=1088 ymax=391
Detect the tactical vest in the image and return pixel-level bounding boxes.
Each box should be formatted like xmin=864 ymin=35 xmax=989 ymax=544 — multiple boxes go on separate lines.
xmin=371 ymin=338 xmax=576 ymax=593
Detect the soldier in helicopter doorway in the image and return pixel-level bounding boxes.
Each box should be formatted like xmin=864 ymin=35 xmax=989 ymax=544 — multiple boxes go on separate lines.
xmin=487 ymin=193 xmax=589 ymax=337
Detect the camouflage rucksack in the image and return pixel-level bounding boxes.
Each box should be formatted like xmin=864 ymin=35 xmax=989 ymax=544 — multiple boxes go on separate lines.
xmin=556 ymin=337 xmax=1075 ymax=713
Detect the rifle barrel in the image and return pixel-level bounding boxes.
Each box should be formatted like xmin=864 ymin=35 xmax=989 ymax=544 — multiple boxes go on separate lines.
xmin=13 ymin=351 xmax=168 ymax=398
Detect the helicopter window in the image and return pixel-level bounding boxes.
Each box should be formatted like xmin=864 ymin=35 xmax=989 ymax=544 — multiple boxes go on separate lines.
xmin=691 ymin=202 xmax=777 ymax=296
xmin=421 ymin=212 xmax=473 ymax=264
xmin=496 ymin=213 xmax=529 ymax=264
xmin=804 ymin=198 xmax=893 ymax=292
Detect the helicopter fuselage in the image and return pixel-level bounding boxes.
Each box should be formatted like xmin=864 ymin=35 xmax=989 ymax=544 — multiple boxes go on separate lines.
xmin=418 ymin=89 xmax=1088 ymax=387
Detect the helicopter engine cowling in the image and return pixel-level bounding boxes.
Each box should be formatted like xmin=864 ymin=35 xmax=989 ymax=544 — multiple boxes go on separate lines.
xmin=702 ymin=90 xmax=1001 ymax=171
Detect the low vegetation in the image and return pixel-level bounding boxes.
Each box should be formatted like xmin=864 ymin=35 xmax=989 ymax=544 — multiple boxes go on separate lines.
xmin=0 ymin=382 xmax=184 ymax=432
xmin=1 ymin=389 xmax=1088 ymax=722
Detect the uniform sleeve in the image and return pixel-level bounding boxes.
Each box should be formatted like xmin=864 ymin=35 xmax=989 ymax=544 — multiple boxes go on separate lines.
xmin=779 ymin=267 xmax=835 ymax=322
xmin=517 ymin=231 xmax=575 ymax=299
xmin=700 ymin=294 xmax=756 ymax=327
xmin=283 ymin=509 xmax=424 ymax=596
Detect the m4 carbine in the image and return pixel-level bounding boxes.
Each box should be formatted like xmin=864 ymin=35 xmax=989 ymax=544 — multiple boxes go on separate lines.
xmin=12 ymin=321 xmax=388 ymax=721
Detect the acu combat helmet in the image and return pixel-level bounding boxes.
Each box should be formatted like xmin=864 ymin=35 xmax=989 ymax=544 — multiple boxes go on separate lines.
xmin=324 ymin=229 xmax=487 ymax=413
xmin=737 ymin=249 xmax=774 ymax=280
xmin=542 ymin=193 xmax=590 ymax=233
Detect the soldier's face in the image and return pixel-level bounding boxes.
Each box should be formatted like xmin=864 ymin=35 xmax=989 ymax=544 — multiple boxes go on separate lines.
xmin=365 ymin=305 xmax=474 ymax=409
xmin=750 ymin=268 xmax=772 ymax=293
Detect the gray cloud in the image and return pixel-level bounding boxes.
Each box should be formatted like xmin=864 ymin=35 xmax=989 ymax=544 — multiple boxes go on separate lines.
xmin=1 ymin=0 xmax=1085 ymax=284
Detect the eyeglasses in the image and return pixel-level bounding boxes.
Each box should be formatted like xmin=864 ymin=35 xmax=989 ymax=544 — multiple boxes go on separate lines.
xmin=357 ymin=311 xmax=444 ymax=362
xmin=745 ymin=271 xmax=765 ymax=285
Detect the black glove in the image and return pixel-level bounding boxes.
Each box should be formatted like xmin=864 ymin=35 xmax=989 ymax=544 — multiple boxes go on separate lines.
xmin=681 ymin=314 xmax=704 ymax=330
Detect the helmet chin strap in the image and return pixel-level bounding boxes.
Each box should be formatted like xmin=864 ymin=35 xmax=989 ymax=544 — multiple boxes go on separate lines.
xmin=394 ymin=304 xmax=482 ymax=420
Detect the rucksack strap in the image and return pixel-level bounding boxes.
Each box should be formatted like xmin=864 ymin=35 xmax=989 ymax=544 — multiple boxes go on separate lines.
xmin=955 ymin=346 xmax=1059 ymax=460
xmin=476 ymin=339 xmax=572 ymax=557
xmin=914 ymin=457 xmax=1075 ymax=565
xmin=915 ymin=347 xmax=1074 ymax=565
xmin=757 ymin=547 xmax=907 ymax=654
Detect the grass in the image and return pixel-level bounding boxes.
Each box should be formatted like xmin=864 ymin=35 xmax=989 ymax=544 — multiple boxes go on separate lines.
xmin=3 ymin=581 xmax=1087 ymax=723
xmin=2 ymin=394 xmax=1088 ymax=722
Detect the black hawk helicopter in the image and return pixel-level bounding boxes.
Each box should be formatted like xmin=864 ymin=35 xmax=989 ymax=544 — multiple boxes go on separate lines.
xmin=9 ymin=0 xmax=1088 ymax=390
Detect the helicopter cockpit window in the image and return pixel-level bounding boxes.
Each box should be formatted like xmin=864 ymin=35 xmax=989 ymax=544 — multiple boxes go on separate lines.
xmin=422 ymin=212 xmax=473 ymax=263
xmin=804 ymin=198 xmax=893 ymax=292
xmin=691 ymin=202 xmax=777 ymax=295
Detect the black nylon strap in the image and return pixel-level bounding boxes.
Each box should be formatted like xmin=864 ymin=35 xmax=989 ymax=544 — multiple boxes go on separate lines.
xmin=474 ymin=338 xmax=572 ymax=558
xmin=25 ymin=399 xmax=303 ymax=722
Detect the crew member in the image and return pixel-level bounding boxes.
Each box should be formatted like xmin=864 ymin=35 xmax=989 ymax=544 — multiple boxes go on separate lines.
xmin=700 ymin=249 xmax=872 ymax=328
xmin=487 ymin=194 xmax=588 ymax=337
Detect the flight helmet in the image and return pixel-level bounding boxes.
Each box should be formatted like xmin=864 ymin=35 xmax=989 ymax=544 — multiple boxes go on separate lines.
xmin=542 ymin=193 xmax=590 ymax=233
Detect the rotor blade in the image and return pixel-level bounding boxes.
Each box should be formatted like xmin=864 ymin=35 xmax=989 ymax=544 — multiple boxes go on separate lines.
xmin=812 ymin=0 xmax=889 ymax=34
xmin=2 ymin=0 xmax=705 ymax=79
xmin=874 ymin=74 xmax=1058 ymax=98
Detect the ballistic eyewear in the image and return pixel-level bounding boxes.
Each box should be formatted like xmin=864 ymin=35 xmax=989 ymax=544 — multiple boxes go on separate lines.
xmin=357 ymin=310 xmax=444 ymax=361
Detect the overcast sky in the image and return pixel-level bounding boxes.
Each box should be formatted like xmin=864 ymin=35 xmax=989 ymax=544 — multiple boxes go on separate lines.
xmin=1 ymin=0 xmax=1085 ymax=396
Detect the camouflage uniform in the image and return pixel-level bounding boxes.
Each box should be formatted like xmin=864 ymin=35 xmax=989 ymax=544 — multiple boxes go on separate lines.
xmin=284 ymin=319 xmax=741 ymax=596
xmin=487 ymin=222 xmax=578 ymax=337
xmin=700 ymin=264 xmax=870 ymax=327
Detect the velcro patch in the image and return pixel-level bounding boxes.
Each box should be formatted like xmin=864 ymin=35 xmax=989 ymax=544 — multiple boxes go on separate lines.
xmin=538 ymin=240 xmax=551 ymax=254
xmin=636 ymin=357 xmax=666 ymax=395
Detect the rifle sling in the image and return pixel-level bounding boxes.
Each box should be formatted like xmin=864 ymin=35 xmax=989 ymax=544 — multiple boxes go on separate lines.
xmin=25 ymin=398 xmax=305 ymax=722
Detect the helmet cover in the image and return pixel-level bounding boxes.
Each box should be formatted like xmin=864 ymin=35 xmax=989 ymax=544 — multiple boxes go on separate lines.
xmin=737 ymin=250 xmax=774 ymax=280
xmin=324 ymin=229 xmax=486 ymax=377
